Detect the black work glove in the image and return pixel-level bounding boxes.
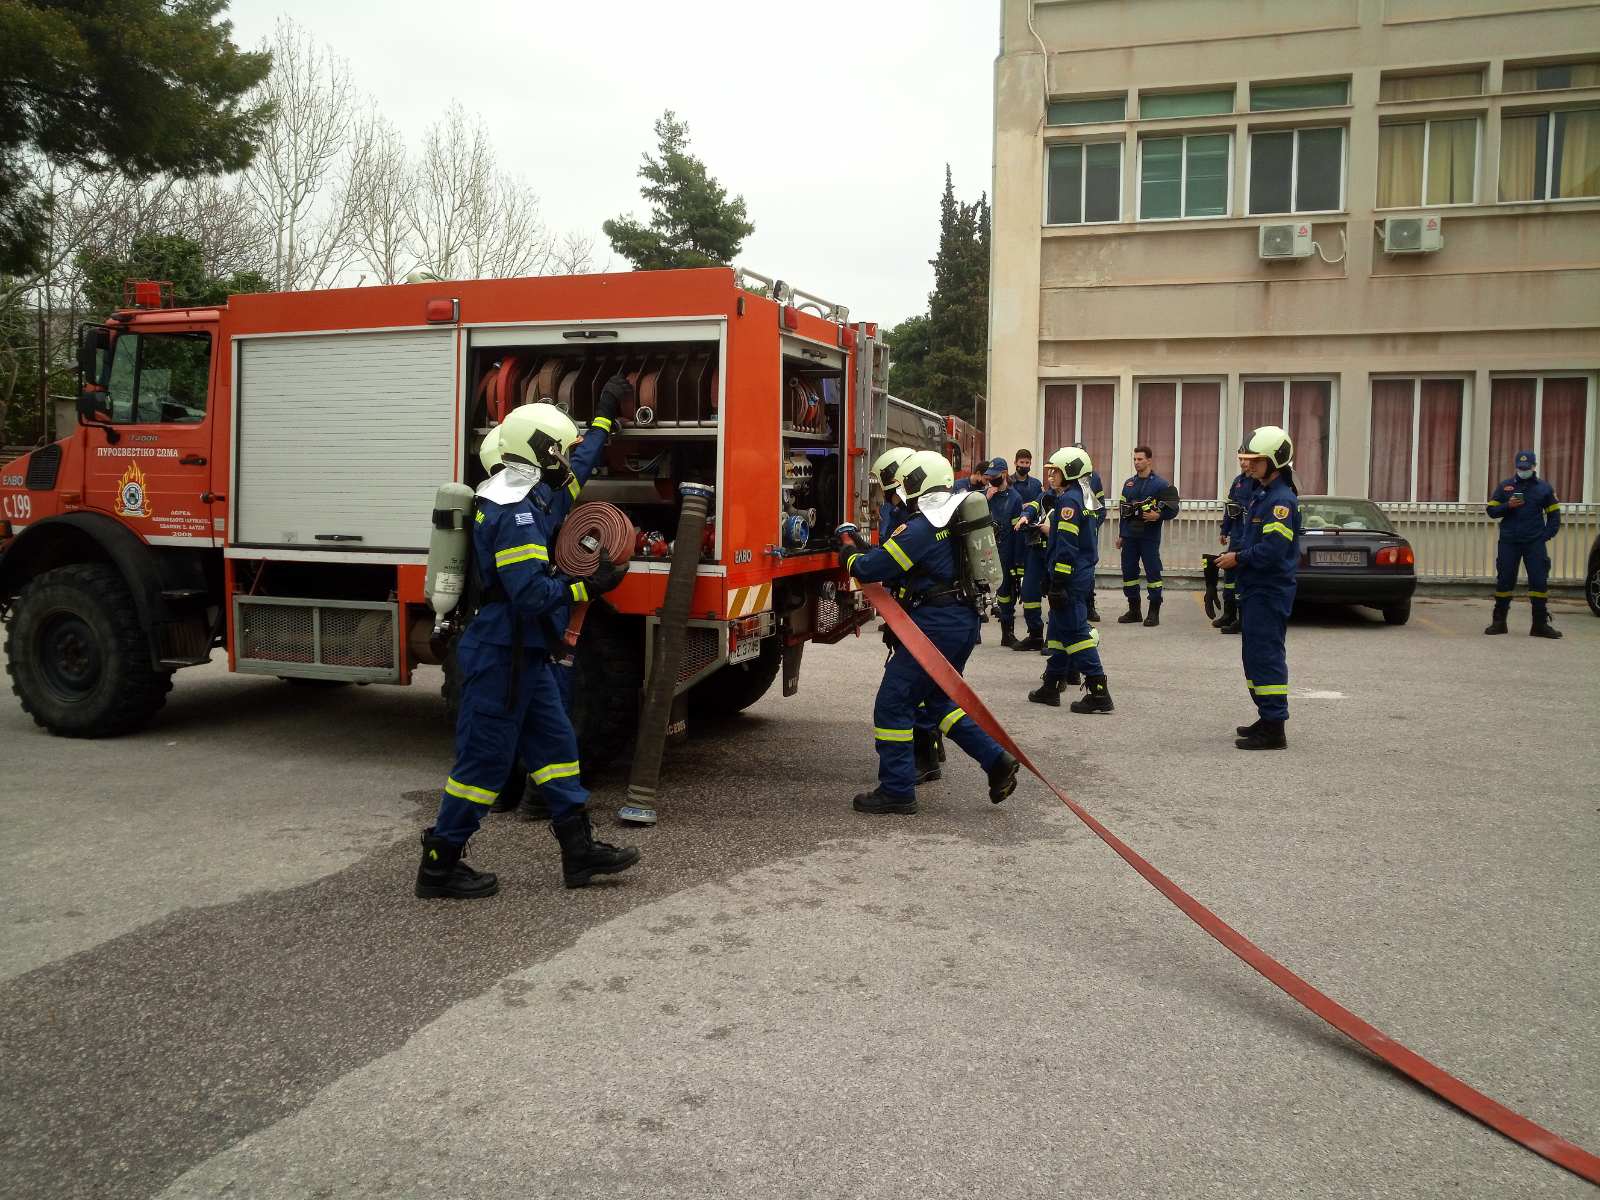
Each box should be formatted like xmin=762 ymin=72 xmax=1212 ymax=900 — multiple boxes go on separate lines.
xmin=585 ymin=548 xmax=627 ymax=596
xmin=835 ymin=524 xmax=864 ymax=570
xmin=596 ymin=375 xmax=631 ymax=424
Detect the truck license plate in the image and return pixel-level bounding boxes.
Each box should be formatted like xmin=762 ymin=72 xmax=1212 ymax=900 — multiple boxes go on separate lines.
xmin=728 ymin=635 xmax=761 ymax=665
xmin=1311 ymin=550 xmax=1364 ymax=566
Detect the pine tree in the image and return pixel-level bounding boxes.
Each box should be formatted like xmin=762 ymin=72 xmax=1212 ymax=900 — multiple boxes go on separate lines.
xmin=921 ymin=167 xmax=989 ymax=420
xmin=603 ymin=111 xmax=754 ymax=271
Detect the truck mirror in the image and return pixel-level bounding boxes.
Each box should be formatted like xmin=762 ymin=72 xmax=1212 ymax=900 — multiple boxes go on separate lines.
xmin=76 ymin=324 xmax=112 ymax=387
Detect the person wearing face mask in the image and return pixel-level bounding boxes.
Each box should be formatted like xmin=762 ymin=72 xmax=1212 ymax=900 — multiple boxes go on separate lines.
xmin=1010 ymin=449 xmax=1049 ymax=651
xmin=984 ymin=458 xmax=1023 ymax=647
xmin=1485 ymin=450 xmax=1563 ymax=639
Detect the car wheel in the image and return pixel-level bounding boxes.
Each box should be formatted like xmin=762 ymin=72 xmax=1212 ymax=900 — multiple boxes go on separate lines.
xmin=1382 ymin=602 xmax=1411 ymax=626
xmin=1588 ymin=562 xmax=1600 ymax=618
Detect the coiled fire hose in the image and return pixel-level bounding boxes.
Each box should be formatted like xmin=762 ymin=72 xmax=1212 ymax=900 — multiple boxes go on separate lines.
xmin=553 ymin=502 xmax=636 ymax=650
xmin=625 ymin=482 xmax=715 ymax=823
xmin=861 ymin=581 xmax=1599 ymax=1186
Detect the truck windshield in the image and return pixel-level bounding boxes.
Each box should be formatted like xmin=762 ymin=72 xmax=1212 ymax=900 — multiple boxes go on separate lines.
xmin=106 ymin=332 xmax=212 ymax=424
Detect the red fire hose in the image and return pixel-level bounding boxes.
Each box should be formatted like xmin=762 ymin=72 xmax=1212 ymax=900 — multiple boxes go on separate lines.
xmin=861 ymin=581 xmax=1599 ymax=1187
xmin=553 ymin=502 xmax=636 ymax=648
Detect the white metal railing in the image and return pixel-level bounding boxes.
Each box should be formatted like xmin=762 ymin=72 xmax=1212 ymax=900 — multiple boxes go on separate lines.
xmin=1091 ymin=501 xmax=1598 ymax=585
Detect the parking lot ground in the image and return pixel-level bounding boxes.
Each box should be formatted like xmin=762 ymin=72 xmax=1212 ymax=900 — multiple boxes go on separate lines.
xmin=2 ymin=593 xmax=1596 ymax=1199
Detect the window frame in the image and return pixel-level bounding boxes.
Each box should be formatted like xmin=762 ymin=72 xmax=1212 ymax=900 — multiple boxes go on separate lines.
xmin=1133 ymin=376 xmax=1226 ymax=498
xmin=1043 ymin=139 xmax=1125 ymax=226
xmin=1498 ymin=106 xmax=1600 ymax=203
xmin=1037 ymin=379 xmax=1118 ymax=455
xmin=1137 ymin=86 xmax=1236 ymax=120
xmin=1136 ymin=132 xmax=1234 ymax=221
xmin=1366 ymin=374 xmax=1471 ymax=503
xmin=1376 ymin=116 xmax=1481 ymax=209
xmin=1240 ymin=375 xmax=1339 ymax=491
xmin=104 ymin=330 xmax=214 ymax=426
xmin=1377 ymin=69 xmax=1486 ymax=103
xmin=1047 ymin=94 xmax=1129 ymax=126
xmin=1487 ymin=372 xmax=1597 ymax=502
xmin=1248 ymin=78 xmax=1352 ymax=113
xmin=1502 ymin=58 xmax=1600 ymax=94
xmin=1246 ymin=124 xmax=1347 ymax=216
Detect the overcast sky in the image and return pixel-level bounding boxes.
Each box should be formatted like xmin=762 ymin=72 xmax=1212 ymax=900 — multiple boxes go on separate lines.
xmin=223 ymin=0 xmax=999 ymax=327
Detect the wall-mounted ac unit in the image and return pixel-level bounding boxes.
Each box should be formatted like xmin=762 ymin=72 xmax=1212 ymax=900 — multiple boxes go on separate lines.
xmin=1259 ymin=222 xmax=1313 ymax=259
xmin=1382 ymin=214 xmax=1443 ymax=254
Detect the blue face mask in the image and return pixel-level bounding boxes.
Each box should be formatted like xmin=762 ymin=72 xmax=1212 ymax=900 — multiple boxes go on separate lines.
xmin=1516 ymin=468 xmax=1533 ymax=480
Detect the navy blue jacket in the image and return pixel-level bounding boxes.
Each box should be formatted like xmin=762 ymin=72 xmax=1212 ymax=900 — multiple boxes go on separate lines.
xmin=1235 ymin=474 xmax=1299 ymax=599
xmin=1486 ymin=475 xmax=1561 ymax=543
xmin=1046 ymin=481 xmax=1098 ymax=594
xmin=1018 ymin=486 xmax=1060 ymax=553
xmin=1119 ymin=472 xmax=1180 ymax=540
xmin=987 ymin=485 xmax=1022 ymax=570
xmin=879 ymin=499 xmax=909 ymax=544
xmin=847 ymin=502 xmax=963 ymax=604
xmin=1011 ymin=474 xmax=1042 ymax=508
xmin=469 ymin=419 xmax=613 ymax=648
xmin=1221 ymin=472 xmax=1257 ymax=547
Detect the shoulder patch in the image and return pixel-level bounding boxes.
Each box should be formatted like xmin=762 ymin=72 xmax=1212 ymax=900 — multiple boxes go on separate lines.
xmin=1061 ymin=506 xmax=1075 ymax=520
xmin=891 ymin=523 xmax=907 ymax=537
xmin=1273 ymin=504 xmax=1289 ymax=519
xmin=514 ymin=511 xmax=535 ymax=525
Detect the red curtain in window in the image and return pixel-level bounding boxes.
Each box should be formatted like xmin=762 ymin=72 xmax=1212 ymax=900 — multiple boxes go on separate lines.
xmin=1539 ymin=377 xmax=1589 ymax=501
xmin=1043 ymin=384 xmax=1076 ymax=459
xmin=1243 ymin=380 xmax=1282 ymax=432
xmin=1137 ymin=382 xmax=1177 ymax=472
xmin=1368 ymin=379 xmax=1414 ymax=502
xmin=1080 ymin=383 xmax=1115 ymax=477
xmin=1416 ymin=379 xmax=1464 ymax=501
xmin=1288 ymin=380 xmax=1331 ymax=494
xmin=1179 ymin=381 xmax=1221 ymax=498
xmin=1488 ymin=378 xmax=1536 ymax=494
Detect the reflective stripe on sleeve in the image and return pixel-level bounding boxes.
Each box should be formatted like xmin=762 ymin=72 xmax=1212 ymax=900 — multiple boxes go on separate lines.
xmin=566 ymin=477 xmax=581 ymax=499
xmin=938 ymin=708 xmax=967 ymax=735
xmin=1053 ymin=562 xmax=1073 ymax=574
xmin=1486 ymin=500 xmax=1502 ymax=507
xmin=531 ymin=761 xmax=581 ymax=785
xmin=873 ymin=726 xmax=914 ymax=742
xmin=883 ymin=539 xmax=913 ymax=570
xmin=445 ymin=777 xmax=497 ymax=805
xmin=1262 ymin=522 xmax=1295 ymax=540
xmin=569 ymin=581 xmax=589 ymax=603
xmin=1545 ymin=503 xmax=1561 ymax=514
xmin=495 ymin=542 xmax=549 ymax=567
xmin=474 ymin=510 xmax=485 ymax=524
xmin=591 ymin=415 xmax=615 ymax=434
xmin=1058 ymin=520 xmax=1080 ymax=535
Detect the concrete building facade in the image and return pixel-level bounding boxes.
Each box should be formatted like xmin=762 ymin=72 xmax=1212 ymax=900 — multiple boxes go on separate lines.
xmin=989 ymin=0 xmax=1600 ymax=553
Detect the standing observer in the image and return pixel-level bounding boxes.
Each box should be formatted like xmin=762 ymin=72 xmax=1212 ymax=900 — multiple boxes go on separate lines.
xmin=1215 ymin=426 xmax=1299 ymax=751
xmin=1116 ymin=446 xmax=1180 ymax=626
xmin=1485 ymin=450 xmax=1563 ymax=639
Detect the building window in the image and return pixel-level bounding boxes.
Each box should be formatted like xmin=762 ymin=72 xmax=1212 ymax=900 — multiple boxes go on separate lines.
xmin=1249 ymin=79 xmax=1350 ymax=111
xmin=1139 ymin=134 xmax=1230 ymax=218
xmin=1243 ymin=379 xmax=1333 ymax=494
xmin=1047 ymin=143 xmax=1122 ymax=224
xmin=1135 ymin=379 xmax=1222 ymax=498
xmin=1139 ymin=88 xmax=1234 ymax=119
xmin=1503 ymin=59 xmax=1600 ymax=93
xmin=1048 ymin=96 xmax=1127 ymax=126
xmin=1498 ymin=109 xmax=1600 ymax=201
xmin=1379 ymin=70 xmax=1484 ymax=101
xmin=1377 ymin=119 xmax=1477 ymax=207
xmin=1488 ymin=375 xmax=1593 ymax=501
xmin=1369 ymin=378 xmax=1466 ymax=502
xmin=1042 ymin=382 xmax=1115 ymax=474
xmin=1248 ymin=127 xmax=1344 ymax=214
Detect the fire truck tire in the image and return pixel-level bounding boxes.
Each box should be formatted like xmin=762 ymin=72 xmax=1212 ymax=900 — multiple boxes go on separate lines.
xmin=687 ymin=638 xmax=782 ymax=720
xmin=570 ymin=607 xmax=643 ymax=778
xmin=5 ymin=563 xmax=174 ymax=738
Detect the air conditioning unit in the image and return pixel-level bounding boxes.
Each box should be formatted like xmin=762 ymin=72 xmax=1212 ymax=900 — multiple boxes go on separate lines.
xmin=1259 ymin=222 xmax=1313 ymax=260
xmin=1382 ymin=214 xmax=1443 ymax=254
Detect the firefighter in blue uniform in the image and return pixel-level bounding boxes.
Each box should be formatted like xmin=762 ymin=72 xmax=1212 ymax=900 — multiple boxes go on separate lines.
xmin=985 ymin=457 xmax=1024 ymax=648
xmin=1215 ymin=426 xmax=1298 ymax=751
xmin=838 ymin=450 xmax=1020 ymax=814
xmin=1485 ymin=450 xmax=1563 ymax=639
xmin=1116 ymin=446 xmax=1180 ymax=627
xmin=1027 ymin=447 xmax=1113 ymax=713
xmin=416 ymin=384 xmax=640 ymax=898
xmin=1011 ymin=449 xmax=1051 ymax=652
xmin=872 ymin=446 xmax=913 ymax=543
xmin=1213 ymin=469 xmax=1256 ymax=635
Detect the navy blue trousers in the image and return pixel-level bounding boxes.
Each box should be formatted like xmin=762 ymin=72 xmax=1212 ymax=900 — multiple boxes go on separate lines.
xmin=1019 ymin=544 xmax=1048 ymax=636
xmin=433 ymin=629 xmax=587 ymax=846
xmin=995 ymin=559 xmax=1025 ymax=635
xmin=1493 ymin=541 xmax=1551 ymax=616
xmin=873 ymin=606 xmax=1005 ymax=798
xmin=1043 ymin=589 xmax=1103 ymax=682
xmin=1120 ymin=537 xmax=1163 ymax=599
xmin=1238 ymin=591 xmax=1291 ymax=721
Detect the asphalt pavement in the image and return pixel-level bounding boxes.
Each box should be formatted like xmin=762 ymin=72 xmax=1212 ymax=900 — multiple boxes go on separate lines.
xmin=2 ymin=591 xmax=1596 ymax=1199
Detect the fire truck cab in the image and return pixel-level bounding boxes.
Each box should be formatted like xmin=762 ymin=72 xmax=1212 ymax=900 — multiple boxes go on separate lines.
xmin=0 ymin=268 xmax=887 ymax=769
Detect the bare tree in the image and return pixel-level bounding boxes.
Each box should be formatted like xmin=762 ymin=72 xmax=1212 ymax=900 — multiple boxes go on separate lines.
xmin=241 ymin=20 xmax=359 ymax=290
xmin=408 ymin=104 xmax=492 ymax=280
xmin=346 ymin=113 xmax=414 ymax=285
xmin=546 ymin=230 xmax=598 ymax=276
xmin=166 ymin=178 xmax=275 ymax=281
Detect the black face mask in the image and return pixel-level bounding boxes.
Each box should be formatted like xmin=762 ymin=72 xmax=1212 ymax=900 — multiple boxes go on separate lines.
xmin=1016 ymin=465 xmax=1030 ymax=476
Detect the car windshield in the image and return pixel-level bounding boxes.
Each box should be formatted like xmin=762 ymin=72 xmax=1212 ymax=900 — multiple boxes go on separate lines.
xmin=1299 ymin=497 xmax=1395 ymax=533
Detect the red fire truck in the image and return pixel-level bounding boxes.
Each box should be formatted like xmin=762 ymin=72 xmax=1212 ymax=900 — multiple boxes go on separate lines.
xmin=0 ymin=268 xmax=889 ymax=768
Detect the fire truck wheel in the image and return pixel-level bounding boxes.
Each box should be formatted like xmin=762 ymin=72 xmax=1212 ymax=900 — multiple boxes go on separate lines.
xmin=570 ymin=607 xmax=643 ymax=778
xmin=5 ymin=563 xmax=174 ymax=738
xmin=687 ymin=638 xmax=782 ymax=720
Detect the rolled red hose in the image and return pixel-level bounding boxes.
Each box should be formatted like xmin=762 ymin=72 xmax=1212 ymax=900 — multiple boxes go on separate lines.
xmin=554 ymin=502 xmax=636 ymax=648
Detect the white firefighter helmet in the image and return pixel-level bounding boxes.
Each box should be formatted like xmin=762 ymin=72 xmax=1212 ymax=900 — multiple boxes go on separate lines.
xmin=1239 ymin=425 xmax=1294 ymax=469
xmin=477 ymin=425 xmax=506 ymax=475
xmin=499 ymin=401 xmax=580 ymax=472
xmin=872 ymin=446 xmax=914 ymax=490
xmin=1048 ymin=445 xmax=1094 ymax=482
xmin=897 ymin=449 xmax=956 ymax=500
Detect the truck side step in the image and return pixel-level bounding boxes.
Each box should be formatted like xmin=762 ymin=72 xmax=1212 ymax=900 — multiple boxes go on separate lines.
xmin=159 ymin=656 xmax=212 ymax=668
xmin=161 ymin=588 xmax=209 ymax=600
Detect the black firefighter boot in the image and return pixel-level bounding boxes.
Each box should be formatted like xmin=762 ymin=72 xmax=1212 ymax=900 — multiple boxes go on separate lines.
xmin=551 ymin=811 xmax=641 ymax=888
xmin=987 ymin=751 xmax=1020 ymax=804
xmin=1143 ymin=591 xmax=1163 ymax=627
xmin=1530 ymin=600 xmax=1563 ymax=639
xmin=1013 ymin=630 xmax=1043 ymax=652
xmin=415 ymin=829 xmax=500 ymax=900
xmin=1484 ymin=601 xmax=1510 ymax=635
xmin=1028 ymin=674 xmax=1066 ymax=707
xmin=1000 ymin=624 xmax=1019 ymax=649
xmin=1236 ymin=720 xmax=1287 ymax=750
xmin=1117 ymin=594 xmax=1143 ymax=624
xmin=1069 ymin=675 xmax=1115 ymax=715
xmin=913 ymin=728 xmax=943 ymax=784
xmin=1086 ymin=596 xmax=1102 ymax=623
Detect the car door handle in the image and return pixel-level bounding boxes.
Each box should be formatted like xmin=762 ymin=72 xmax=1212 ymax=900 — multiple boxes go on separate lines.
xmin=180 ymin=454 xmax=207 ymax=466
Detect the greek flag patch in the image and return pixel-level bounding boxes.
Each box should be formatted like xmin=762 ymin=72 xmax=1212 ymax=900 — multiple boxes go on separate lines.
xmin=514 ymin=512 xmax=534 ymax=525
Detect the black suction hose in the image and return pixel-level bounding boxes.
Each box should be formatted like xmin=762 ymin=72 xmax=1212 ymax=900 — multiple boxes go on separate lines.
xmin=626 ymin=482 xmax=714 ymax=815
